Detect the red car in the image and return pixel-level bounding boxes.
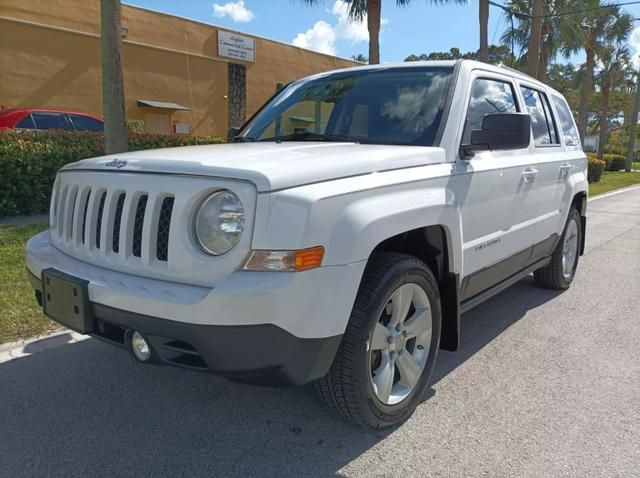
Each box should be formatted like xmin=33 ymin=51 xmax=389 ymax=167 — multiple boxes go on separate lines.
xmin=0 ymin=108 xmax=104 ymax=132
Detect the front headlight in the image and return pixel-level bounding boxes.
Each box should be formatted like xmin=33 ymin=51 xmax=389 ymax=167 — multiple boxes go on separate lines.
xmin=194 ymin=190 xmax=245 ymax=255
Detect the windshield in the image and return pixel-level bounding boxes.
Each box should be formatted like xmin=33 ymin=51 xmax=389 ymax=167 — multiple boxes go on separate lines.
xmin=240 ymin=66 xmax=454 ymax=146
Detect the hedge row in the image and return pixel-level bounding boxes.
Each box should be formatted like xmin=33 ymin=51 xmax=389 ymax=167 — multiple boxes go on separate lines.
xmin=601 ymin=154 xmax=626 ymax=172
xmin=0 ymin=130 xmax=225 ymax=217
xmin=587 ymin=156 xmax=606 ymax=183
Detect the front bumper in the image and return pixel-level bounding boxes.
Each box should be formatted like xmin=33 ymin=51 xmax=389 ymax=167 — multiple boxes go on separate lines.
xmin=26 ymin=232 xmax=366 ymax=385
xmin=29 ymin=271 xmax=339 ymax=385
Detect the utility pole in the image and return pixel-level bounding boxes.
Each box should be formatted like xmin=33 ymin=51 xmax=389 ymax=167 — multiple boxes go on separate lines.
xmin=101 ymin=0 xmax=128 ymax=154
xmin=479 ymin=0 xmax=489 ymax=62
xmin=626 ymin=68 xmax=640 ymax=173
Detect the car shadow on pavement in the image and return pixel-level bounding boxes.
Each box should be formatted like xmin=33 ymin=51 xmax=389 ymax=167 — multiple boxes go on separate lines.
xmin=0 ymin=276 xmax=561 ymax=477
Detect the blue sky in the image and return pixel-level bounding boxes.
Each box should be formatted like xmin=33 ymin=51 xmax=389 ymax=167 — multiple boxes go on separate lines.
xmin=126 ymin=0 xmax=640 ymax=64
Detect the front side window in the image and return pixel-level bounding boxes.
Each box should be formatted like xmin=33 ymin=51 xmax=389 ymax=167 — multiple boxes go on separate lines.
xmin=464 ymin=78 xmax=518 ymax=140
xmin=520 ymin=87 xmax=559 ymax=146
xmin=551 ymin=95 xmax=580 ymax=147
xmin=31 ymin=112 xmax=73 ymax=130
xmin=241 ymin=66 xmax=454 ymax=146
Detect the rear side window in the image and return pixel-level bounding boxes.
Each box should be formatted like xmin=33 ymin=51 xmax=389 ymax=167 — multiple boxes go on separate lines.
xmin=520 ymin=87 xmax=559 ymax=146
xmin=465 ymin=78 xmax=519 ymax=135
xmin=69 ymin=114 xmax=104 ymax=132
xmin=15 ymin=114 xmax=36 ymax=129
xmin=31 ymin=112 xmax=73 ymax=130
xmin=551 ymin=95 xmax=580 ymax=147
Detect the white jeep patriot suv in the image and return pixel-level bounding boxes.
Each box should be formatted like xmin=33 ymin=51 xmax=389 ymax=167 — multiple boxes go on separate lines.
xmin=26 ymin=60 xmax=587 ymax=428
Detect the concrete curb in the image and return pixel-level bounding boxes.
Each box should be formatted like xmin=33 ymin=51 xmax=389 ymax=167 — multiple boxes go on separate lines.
xmin=0 ymin=214 xmax=48 ymax=226
xmin=0 ymin=329 xmax=89 ymax=365
xmin=589 ymin=184 xmax=640 ymax=202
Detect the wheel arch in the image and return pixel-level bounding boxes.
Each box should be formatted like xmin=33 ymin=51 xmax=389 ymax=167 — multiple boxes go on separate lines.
xmin=571 ymin=190 xmax=587 ymax=256
xmin=368 ymin=225 xmax=461 ymax=352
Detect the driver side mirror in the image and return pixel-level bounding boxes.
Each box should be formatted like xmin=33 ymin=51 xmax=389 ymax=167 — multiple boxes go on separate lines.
xmin=461 ymin=113 xmax=531 ymax=159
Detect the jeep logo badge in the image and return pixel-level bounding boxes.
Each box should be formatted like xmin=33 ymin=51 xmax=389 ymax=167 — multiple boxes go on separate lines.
xmin=105 ymin=159 xmax=127 ymax=169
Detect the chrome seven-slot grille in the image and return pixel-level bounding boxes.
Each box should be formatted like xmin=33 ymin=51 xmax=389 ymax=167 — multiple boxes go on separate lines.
xmin=53 ymin=181 xmax=175 ymax=262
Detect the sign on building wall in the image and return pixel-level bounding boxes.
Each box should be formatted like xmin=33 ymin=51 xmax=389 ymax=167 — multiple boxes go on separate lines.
xmin=218 ymin=30 xmax=255 ymax=63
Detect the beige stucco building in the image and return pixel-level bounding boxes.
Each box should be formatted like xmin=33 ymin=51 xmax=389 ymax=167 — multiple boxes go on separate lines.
xmin=0 ymin=0 xmax=358 ymax=137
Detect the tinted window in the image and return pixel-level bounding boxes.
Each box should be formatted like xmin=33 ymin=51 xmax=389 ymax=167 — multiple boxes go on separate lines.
xmin=15 ymin=114 xmax=36 ymax=129
xmin=465 ymin=78 xmax=518 ymax=140
xmin=242 ymin=66 xmax=454 ymax=146
xmin=551 ymin=95 xmax=580 ymax=147
xmin=69 ymin=114 xmax=104 ymax=132
xmin=520 ymin=87 xmax=558 ymax=146
xmin=31 ymin=112 xmax=73 ymax=130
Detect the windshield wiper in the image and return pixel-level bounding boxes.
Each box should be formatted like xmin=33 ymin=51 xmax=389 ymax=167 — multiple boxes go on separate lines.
xmin=259 ymin=131 xmax=361 ymax=143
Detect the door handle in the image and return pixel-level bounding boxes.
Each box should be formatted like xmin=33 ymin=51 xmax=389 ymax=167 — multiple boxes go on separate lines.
xmin=559 ymin=163 xmax=572 ymax=178
xmin=521 ymin=167 xmax=538 ymax=183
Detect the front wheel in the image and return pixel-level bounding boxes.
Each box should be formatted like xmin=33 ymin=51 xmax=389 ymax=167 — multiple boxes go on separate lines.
xmin=534 ymin=208 xmax=582 ymax=290
xmin=315 ymin=252 xmax=441 ymax=429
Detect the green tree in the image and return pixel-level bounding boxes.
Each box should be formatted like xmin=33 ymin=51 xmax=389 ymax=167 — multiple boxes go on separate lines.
xmin=596 ymin=46 xmax=631 ymax=160
xmin=501 ymin=0 xmax=586 ymax=81
xmin=566 ymin=3 xmax=633 ymax=142
xmin=351 ymin=53 xmax=368 ymax=63
xmin=404 ymin=45 xmax=512 ymax=64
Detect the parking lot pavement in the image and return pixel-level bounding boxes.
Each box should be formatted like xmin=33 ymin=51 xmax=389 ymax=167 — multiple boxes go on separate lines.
xmin=1 ymin=189 xmax=639 ymax=478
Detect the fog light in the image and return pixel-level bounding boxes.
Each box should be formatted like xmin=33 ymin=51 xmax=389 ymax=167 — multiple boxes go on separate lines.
xmin=131 ymin=331 xmax=151 ymax=362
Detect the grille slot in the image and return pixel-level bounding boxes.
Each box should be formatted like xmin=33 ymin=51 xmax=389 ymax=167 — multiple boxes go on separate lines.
xmin=56 ymin=185 xmax=68 ymax=234
xmin=112 ymin=193 xmax=126 ymax=253
xmin=132 ymin=195 xmax=148 ymax=258
xmin=95 ymin=192 xmax=107 ymax=249
xmin=81 ymin=190 xmax=91 ymax=244
xmin=156 ymin=197 xmax=174 ymax=262
xmin=66 ymin=187 xmax=78 ymax=240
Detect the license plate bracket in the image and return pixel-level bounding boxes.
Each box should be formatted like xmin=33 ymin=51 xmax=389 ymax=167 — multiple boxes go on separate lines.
xmin=42 ymin=268 xmax=93 ymax=334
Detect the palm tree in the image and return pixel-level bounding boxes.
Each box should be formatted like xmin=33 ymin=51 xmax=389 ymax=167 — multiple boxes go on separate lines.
xmin=501 ymin=0 xmax=584 ymax=80
xmin=302 ymin=0 xmax=466 ymax=64
xmin=596 ymin=46 xmax=631 ymax=160
xmin=479 ymin=0 xmax=489 ymax=62
xmin=351 ymin=53 xmax=369 ymax=63
xmin=100 ymin=0 xmax=128 ymax=154
xmin=568 ymin=4 xmax=633 ymax=143
xmin=526 ymin=0 xmax=543 ymax=77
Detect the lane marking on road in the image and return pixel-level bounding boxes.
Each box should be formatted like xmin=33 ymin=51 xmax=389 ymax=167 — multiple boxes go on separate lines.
xmin=589 ymin=185 xmax=640 ymax=202
xmin=0 ymin=330 xmax=89 ymax=365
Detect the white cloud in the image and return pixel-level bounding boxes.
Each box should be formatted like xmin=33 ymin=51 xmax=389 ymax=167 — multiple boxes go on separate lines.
xmin=631 ymin=27 xmax=640 ymax=70
xmin=213 ymin=1 xmax=254 ymax=23
xmin=332 ymin=0 xmax=368 ymax=43
xmin=292 ymin=0 xmax=384 ymax=55
xmin=293 ymin=21 xmax=337 ymax=55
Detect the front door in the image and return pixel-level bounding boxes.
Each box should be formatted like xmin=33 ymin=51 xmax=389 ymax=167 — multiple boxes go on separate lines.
xmin=454 ymin=73 xmax=540 ymax=301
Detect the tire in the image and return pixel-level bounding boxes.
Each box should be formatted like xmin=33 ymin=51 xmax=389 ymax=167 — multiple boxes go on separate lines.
xmin=315 ymin=252 xmax=441 ymax=429
xmin=534 ymin=208 xmax=582 ymax=290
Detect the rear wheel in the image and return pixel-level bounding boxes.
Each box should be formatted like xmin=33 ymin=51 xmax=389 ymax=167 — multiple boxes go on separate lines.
xmin=315 ymin=252 xmax=441 ymax=429
xmin=534 ymin=208 xmax=582 ymax=290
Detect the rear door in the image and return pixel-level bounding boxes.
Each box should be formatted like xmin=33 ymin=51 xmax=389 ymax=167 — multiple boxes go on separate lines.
xmin=516 ymin=83 xmax=575 ymax=259
xmin=454 ymin=71 xmax=540 ymax=300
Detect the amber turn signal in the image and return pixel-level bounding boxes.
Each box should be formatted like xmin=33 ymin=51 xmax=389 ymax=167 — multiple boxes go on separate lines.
xmin=244 ymin=246 xmax=324 ymax=271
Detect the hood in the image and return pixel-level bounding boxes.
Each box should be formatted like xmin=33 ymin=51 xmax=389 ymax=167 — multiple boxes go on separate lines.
xmin=62 ymin=142 xmax=447 ymax=192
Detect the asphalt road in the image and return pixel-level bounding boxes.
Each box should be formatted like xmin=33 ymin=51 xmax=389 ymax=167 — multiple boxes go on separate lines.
xmin=1 ymin=188 xmax=640 ymax=477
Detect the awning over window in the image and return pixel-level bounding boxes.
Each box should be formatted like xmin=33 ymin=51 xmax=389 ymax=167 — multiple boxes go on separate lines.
xmin=136 ymin=99 xmax=191 ymax=111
